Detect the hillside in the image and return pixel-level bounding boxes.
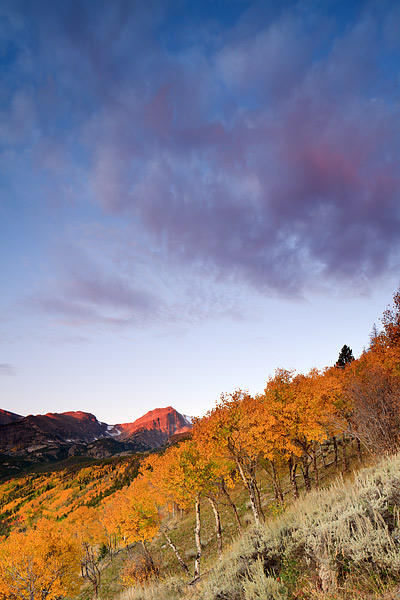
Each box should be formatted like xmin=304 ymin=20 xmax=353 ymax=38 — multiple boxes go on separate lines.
xmin=119 ymin=452 xmax=400 ymax=600
xmin=0 ymin=454 xmax=142 ymax=537
xmin=0 ymin=411 xmax=110 ymax=453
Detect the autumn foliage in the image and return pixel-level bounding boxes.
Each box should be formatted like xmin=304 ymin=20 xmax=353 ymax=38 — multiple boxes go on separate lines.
xmin=2 ymin=288 xmax=400 ymax=596
xmin=0 ymin=519 xmax=80 ymax=600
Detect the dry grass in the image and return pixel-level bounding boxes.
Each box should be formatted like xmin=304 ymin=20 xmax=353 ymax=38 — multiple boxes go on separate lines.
xmin=199 ymin=454 xmax=400 ymax=600
xmin=115 ymin=576 xmax=187 ymax=600
xmin=112 ymin=452 xmax=400 ymax=600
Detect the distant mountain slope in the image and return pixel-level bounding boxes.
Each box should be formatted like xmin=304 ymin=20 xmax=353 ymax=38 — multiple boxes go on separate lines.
xmin=0 ymin=411 xmax=109 ymax=455
xmin=0 ymin=409 xmax=24 ymax=426
xmin=0 ymin=407 xmax=192 ymax=468
xmin=116 ymin=406 xmax=191 ymax=443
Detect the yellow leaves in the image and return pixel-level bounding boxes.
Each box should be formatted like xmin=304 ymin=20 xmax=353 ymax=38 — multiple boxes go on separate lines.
xmin=107 ymin=476 xmax=161 ymax=545
xmin=0 ymin=456 xmax=139 ymax=533
xmin=146 ymin=444 xmax=193 ymax=509
xmin=259 ymin=368 xmax=339 ymax=458
xmin=194 ymin=370 xmax=340 ymax=468
xmin=197 ymin=389 xmax=261 ymax=464
xmin=65 ymin=505 xmax=106 ymax=548
xmin=141 ymin=437 xmax=230 ymax=514
xmin=99 ymin=495 xmax=121 ymax=539
xmin=177 ymin=439 xmax=226 ymax=497
xmin=0 ymin=518 xmax=80 ymax=600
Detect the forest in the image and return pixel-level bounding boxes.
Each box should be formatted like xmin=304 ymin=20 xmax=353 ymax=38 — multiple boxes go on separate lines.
xmin=2 ymin=289 xmax=400 ymax=600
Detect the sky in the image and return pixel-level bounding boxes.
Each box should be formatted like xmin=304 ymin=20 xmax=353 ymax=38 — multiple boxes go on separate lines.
xmin=1 ymin=0 xmax=400 ymax=425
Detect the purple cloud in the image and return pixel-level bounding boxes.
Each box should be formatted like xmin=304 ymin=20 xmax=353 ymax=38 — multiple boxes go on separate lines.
xmin=22 ymin=239 xmax=161 ymax=328
xmin=72 ymin=2 xmax=399 ymax=300
xmin=2 ymin=0 xmax=400 ymax=331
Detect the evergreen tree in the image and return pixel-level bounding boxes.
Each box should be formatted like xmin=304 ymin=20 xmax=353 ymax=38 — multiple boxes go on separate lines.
xmin=335 ymin=344 xmax=354 ymax=368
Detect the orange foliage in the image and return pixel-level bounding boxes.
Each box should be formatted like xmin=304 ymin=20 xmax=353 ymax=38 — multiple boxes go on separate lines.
xmin=0 ymin=519 xmax=80 ymax=600
xmin=109 ymin=475 xmax=161 ymax=545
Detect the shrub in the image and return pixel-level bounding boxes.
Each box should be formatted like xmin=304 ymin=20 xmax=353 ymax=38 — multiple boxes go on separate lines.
xmin=120 ymin=554 xmax=159 ymax=588
xmin=242 ymin=558 xmax=288 ymax=600
xmin=117 ymin=576 xmax=186 ymax=600
xmin=202 ymin=454 xmax=400 ymax=599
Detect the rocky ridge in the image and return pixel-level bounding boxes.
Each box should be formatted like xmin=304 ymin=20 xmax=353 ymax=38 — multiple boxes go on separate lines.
xmin=0 ymin=407 xmax=192 ymax=470
xmin=0 ymin=409 xmax=23 ymax=426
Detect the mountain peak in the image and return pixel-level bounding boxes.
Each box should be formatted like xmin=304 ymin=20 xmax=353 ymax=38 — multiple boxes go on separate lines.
xmin=0 ymin=405 xmax=192 ymax=468
xmin=43 ymin=410 xmax=97 ymax=421
xmin=61 ymin=411 xmax=98 ymax=422
xmin=118 ymin=406 xmax=190 ymax=439
xmin=0 ymin=409 xmax=24 ymax=426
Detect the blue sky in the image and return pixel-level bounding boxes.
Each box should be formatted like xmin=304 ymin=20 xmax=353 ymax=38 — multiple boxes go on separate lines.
xmin=1 ymin=0 xmax=400 ymax=424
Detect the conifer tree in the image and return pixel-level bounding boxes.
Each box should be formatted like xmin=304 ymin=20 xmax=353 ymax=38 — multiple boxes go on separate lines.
xmin=335 ymin=344 xmax=354 ymax=368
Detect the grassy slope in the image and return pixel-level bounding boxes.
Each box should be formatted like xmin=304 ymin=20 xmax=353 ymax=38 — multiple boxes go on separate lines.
xmin=110 ymin=449 xmax=400 ymax=600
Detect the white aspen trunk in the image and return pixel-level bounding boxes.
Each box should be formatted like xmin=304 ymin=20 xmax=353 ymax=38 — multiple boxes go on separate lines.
xmin=162 ymin=530 xmax=190 ymax=576
xmin=194 ymin=495 xmax=202 ymax=579
xmin=208 ymin=496 xmax=223 ymax=560
xmin=235 ymin=459 xmax=260 ymax=524
xmin=141 ymin=539 xmax=154 ymax=569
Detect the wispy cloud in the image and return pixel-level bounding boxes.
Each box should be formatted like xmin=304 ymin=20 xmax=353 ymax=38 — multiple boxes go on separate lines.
xmin=19 ymin=221 xmax=253 ymax=330
xmin=0 ymin=363 xmax=17 ymax=376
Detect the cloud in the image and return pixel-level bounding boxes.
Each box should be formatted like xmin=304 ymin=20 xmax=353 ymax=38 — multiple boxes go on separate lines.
xmin=22 ymin=238 xmax=162 ymax=328
xmin=216 ymin=10 xmax=321 ymax=102
xmin=18 ymin=222 xmax=251 ymax=330
xmin=0 ymin=363 xmax=17 ymax=376
xmin=78 ymin=1 xmax=400 ymax=299
xmin=2 ymin=0 xmax=400 ymax=332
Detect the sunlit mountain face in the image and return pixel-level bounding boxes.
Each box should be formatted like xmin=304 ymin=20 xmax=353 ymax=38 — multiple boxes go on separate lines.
xmin=0 ymin=406 xmax=192 ymax=474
